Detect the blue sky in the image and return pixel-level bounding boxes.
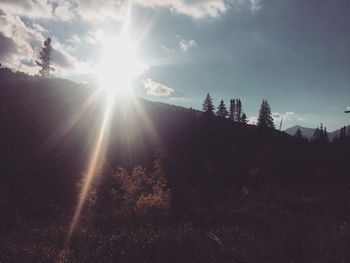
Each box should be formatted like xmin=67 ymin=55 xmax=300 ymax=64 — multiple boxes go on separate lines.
xmin=0 ymin=0 xmax=349 ymax=130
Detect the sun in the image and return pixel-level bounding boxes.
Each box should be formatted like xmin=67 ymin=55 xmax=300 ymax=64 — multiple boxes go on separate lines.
xmin=98 ymin=35 xmax=145 ymax=96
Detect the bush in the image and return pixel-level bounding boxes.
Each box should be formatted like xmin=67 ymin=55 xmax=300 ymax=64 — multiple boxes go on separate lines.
xmin=81 ymin=157 xmax=170 ymax=222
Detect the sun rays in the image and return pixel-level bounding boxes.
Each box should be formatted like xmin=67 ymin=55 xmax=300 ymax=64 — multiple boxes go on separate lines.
xmin=63 ymin=2 xmax=158 ymax=252
xmin=65 ymin=94 xmax=114 ymax=246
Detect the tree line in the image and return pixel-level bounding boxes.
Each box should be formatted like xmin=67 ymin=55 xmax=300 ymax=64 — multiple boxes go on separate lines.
xmin=202 ymin=93 xmax=275 ymax=128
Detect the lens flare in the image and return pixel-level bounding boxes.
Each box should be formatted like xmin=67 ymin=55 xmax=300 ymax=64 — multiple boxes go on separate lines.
xmin=65 ymin=95 xmax=114 ymax=246
xmin=62 ymin=2 xmax=153 ymax=254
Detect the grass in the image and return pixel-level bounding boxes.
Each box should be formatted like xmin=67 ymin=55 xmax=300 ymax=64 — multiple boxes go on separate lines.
xmin=2 ymin=185 xmax=350 ymax=262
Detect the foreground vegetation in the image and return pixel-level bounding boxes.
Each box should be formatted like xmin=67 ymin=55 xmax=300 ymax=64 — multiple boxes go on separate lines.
xmin=2 ymin=183 xmax=350 ymax=262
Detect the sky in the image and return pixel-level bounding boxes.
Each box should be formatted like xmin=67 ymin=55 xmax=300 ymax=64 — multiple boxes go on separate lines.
xmin=0 ymin=0 xmax=350 ymax=131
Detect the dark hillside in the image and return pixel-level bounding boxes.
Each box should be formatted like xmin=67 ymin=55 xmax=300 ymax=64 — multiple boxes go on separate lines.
xmin=0 ymin=71 xmax=193 ymax=212
xmin=1 ymin=70 xmax=350 ymax=214
xmin=1 ymin=71 xmax=350 ymax=262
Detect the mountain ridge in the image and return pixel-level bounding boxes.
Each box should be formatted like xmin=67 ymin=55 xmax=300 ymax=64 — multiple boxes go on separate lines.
xmin=285 ymin=125 xmax=350 ymax=140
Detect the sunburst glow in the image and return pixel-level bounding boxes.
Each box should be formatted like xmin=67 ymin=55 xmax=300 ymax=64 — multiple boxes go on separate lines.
xmin=63 ymin=3 xmax=155 ymax=253
xmin=98 ymin=35 xmax=145 ymax=96
xmin=64 ymin=4 xmax=145 ymax=251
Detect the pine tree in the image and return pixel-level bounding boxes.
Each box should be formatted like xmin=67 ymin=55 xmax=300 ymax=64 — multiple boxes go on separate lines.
xmin=295 ymin=128 xmax=303 ymax=139
xmin=216 ymin=99 xmax=228 ymax=118
xmin=312 ymin=123 xmax=328 ymax=143
xmin=340 ymin=126 xmax=346 ymax=138
xmin=229 ymin=99 xmax=235 ymax=121
xmin=313 ymin=126 xmax=321 ymax=141
xmin=36 ymin=37 xmax=54 ymax=78
xmin=257 ymin=100 xmax=274 ymax=128
xmin=241 ymin=113 xmax=248 ymax=124
xmin=323 ymin=126 xmax=329 ymax=143
xmin=340 ymin=126 xmax=345 ymax=138
xmin=202 ymin=93 xmax=215 ymax=117
xmin=320 ymin=123 xmax=324 ymax=137
xmin=235 ymin=99 xmax=242 ymax=122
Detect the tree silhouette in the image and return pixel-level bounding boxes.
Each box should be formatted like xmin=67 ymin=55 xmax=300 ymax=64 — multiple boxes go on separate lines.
xmin=313 ymin=123 xmax=329 ymax=144
xmin=324 ymin=126 xmax=329 ymax=142
xmin=36 ymin=37 xmax=54 ymax=78
xmin=295 ymin=128 xmax=303 ymax=140
xmin=340 ymin=126 xmax=347 ymax=138
xmin=202 ymin=93 xmax=215 ymax=118
xmin=313 ymin=126 xmax=321 ymax=141
xmin=229 ymin=99 xmax=235 ymax=121
xmin=235 ymin=99 xmax=242 ymax=122
xmin=216 ymin=99 xmax=228 ymax=118
xmin=241 ymin=113 xmax=248 ymax=124
xmin=229 ymin=98 xmax=247 ymax=123
xmin=257 ymin=100 xmax=274 ymax=128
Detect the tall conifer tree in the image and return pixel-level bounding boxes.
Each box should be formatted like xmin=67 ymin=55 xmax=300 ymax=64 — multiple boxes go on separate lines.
xmin=235 ymin=99 xmax=242 ymax=122
xmin=36 ymin=37 xmax=54 ymax=78
xmin=202 ymin=93 xmax=215 ymax=117
xmin=241 ymin=113 xmax=248 ymax=124
xmin=229 ymin=99 xmax=235 ymax=121
xmin=216 ymin=99 xmax=228 ymax=118
xmin=257 ymin=99 xmax=274 ymax=128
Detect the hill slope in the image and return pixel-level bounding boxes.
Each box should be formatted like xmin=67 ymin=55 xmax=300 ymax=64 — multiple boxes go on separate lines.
xmin=0 ymin=70 xmax=202 ymax=206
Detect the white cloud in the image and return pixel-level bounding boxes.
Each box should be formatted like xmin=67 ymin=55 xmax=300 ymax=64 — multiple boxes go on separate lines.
xmin=144 ymin=79 xmax=175 ymax=97
xmin=67 ymin=34 xmax=82 ymax=45
xmin=272 ymin=112 xmax=309 ymax=129
xmin=134 ymin=0 xmax=228 ymax=19
xmin=162 ymin=35 xmax=198 ymax=53
xmin=134 ymin=0 xmax=260 ymax=18
xmin=77 ymin=0 xmax=125 ymax=21
xmin=54 ymin=1 xmax=75 ymax=21
xmin=51 ymin=39 xmax=94 ymax=75
xmin=177 ymin=35 xmax=198 ymax=52
xmin=0 ymin=13 xmax=45 ymax=74
xmin=248 ymin=115 xmax=258 ymax=125
xmin=0 ymin=0 xmax=54 ymax=19
xmin=31 ymin=23 xmax=48 ymax=33
xmin=0 ymin=0 xmax=261 ymax=25
xmin=249 ymin=0 xmax=261 ymax=11
xmin=346 ymin=106 xmax=350 ymax=111
xmin=74 ymin=0 xmax=262 ymax=21
xmin=0 ymin=0 xmax=124 ymax=21
xmin=273 ymin=112 xmax=295 ymax=122
xmin=0 ymin=0 xmax=261 ymax=22
xmin=249 ymin=112 xmax=307 ymax=128
xmin=83 ymin=29 xmax=105 ymax=44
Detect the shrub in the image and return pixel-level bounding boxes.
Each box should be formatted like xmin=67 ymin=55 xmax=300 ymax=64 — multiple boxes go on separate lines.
xmin=79 ymin=157 xmax=170 ymax=221
xmin=114 ymin=158 xmax=170 ymax=217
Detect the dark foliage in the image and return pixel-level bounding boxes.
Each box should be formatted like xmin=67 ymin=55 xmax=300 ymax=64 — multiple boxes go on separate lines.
xmin=202 ymin=93 xmax=214 ymax=118
xmin=215 ymin=99 xmax=228 ymax=118
xmin=257 ymin=99 xmax=274 ymax=128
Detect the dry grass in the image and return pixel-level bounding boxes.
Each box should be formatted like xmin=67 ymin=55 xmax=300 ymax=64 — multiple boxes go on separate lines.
xmin=2 ymin=185 xmax=350 ymax=262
